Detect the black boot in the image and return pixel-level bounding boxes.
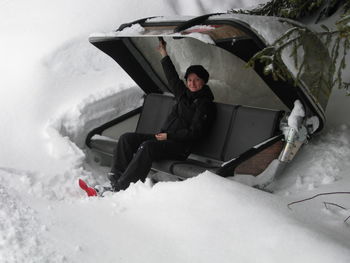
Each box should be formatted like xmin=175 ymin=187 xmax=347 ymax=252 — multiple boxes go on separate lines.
xmin=107 ymin=172 xmax=123 ymax=192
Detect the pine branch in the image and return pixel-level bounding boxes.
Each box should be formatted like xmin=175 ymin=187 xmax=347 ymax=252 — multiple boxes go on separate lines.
xmin=234 ymin=1 xmax=350 ymax=96
xmin=249 ymin=22 xmax=349 ymax=95
xmin=230 ymin=0 xmax=347 ymax=20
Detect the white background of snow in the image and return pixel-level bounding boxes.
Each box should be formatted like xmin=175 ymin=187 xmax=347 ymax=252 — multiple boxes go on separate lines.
xmin=1 ymin=0 xmax=350 ymax=262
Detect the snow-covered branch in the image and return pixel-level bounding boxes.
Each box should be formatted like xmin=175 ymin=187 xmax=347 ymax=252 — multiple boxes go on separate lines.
xmin=233 ymin=0 xmax=350 ymax=96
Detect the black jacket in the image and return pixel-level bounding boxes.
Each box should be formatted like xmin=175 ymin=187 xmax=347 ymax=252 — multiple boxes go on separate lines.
xmin=160 ymin=56 xmax=215 ymax=142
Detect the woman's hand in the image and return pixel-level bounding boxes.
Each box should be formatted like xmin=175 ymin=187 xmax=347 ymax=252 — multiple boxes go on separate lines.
xmin=155 ymin=133 xmax=167 ymax=141
xmin=157 ymin=38 xmax=168 ymax=57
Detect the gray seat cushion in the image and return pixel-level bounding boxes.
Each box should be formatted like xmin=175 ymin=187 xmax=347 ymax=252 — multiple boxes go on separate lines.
xmin=223 ymin=106 xmax=281 ymax=161
xmin=191 ymin=103 xmax=237 ymax=161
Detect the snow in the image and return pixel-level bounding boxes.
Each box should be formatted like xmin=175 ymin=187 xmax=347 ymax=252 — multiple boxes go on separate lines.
xmin=1 ymin=0 xmax=350 ymax=262
xmin=92 ymin=23 xmax=216 ymax=45
xmin=112 ymin=23 xmax=146 ymax=36
xmin=274 ymin=125 xmax=350 ymax=194
xmin=288 ymin=100 xmax=305 ymax=131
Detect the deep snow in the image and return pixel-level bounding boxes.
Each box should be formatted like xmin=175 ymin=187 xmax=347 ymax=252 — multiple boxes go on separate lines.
xmin=1 ymin=0 xmax=350 ymax=262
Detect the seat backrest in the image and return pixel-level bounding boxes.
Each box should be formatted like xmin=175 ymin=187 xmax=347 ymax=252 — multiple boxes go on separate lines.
xmin=222 ymin=106 xmax=281 ymax=161
xmin=136 ymin=93 xmax=175 ymax=134
xmin=191 ymin=103 xmax=236 ymax=161
xmin=136 ymin=94 xmax=282 ymax=163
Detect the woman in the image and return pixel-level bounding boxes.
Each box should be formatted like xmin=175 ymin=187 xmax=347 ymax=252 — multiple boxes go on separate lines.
xmin=108 ymin=39 xmax=215 ymax=191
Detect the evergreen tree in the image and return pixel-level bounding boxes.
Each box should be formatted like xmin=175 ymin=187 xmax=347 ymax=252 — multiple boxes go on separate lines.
xmin=231 ymin=0 xmax=350 ymax=95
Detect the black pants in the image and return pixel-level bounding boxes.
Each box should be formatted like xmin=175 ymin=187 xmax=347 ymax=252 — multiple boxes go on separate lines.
xmin=110 ymin=132 xmax=190 ymax=191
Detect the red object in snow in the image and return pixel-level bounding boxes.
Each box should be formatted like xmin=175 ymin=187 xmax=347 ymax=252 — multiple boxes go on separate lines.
xmin=79 ymin=179 xmax=98 ymax=197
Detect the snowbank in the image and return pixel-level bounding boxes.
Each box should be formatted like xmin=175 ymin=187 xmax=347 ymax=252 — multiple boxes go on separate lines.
xmin=0 ymin=174 xmax=63 ymax=262
xmin=273 ymin=125 xmax=350 ymax=194
xmin=2 ymin=171 xmax=350 ymax=263
xmin=0 ymin=0 xmax=240 ymax=172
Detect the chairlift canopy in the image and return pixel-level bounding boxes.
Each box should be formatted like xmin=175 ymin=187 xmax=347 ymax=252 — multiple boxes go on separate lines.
xmin=89 ymin=13 xmax=333 ymax=132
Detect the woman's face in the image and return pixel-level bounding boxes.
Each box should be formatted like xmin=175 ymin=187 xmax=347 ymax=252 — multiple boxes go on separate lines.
xmin=186 ymin=73 xmax=205 ymax=92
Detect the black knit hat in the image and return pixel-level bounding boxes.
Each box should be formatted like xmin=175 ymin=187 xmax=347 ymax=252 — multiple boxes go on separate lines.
xmin=184 ymin=65 xmax=209 ymax=83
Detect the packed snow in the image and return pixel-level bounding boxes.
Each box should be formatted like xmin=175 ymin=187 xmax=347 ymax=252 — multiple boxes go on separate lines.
xmin=1 ymin=0 xmax=350 ymax=262
xmin=288 ymin=100 xmax=305 ymax=131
